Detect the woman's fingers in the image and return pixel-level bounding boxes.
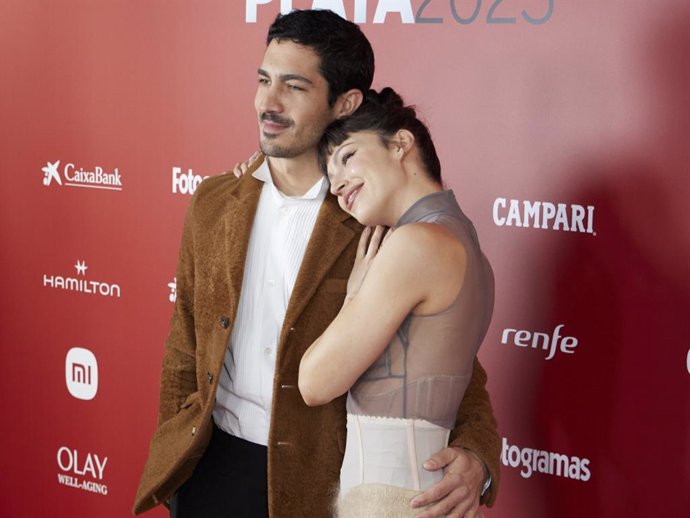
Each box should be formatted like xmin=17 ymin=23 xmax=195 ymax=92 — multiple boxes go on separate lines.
xmin=366 ymin=226 xmax=387 ymax=256
xmin=357 ymin=226 xmax=372 ymax=258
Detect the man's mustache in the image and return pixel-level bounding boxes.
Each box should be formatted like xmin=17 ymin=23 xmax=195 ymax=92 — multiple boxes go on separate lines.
xmin=261 ymin=112 xmax=293 ymax=127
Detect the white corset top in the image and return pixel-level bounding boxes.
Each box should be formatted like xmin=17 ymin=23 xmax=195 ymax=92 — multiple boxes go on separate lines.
xmin=339 ymin=413 xmax=451 ymax=497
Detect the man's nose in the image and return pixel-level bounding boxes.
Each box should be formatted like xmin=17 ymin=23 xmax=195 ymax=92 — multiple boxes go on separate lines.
xmin=257 ymin=84 xmax=282 ymax=113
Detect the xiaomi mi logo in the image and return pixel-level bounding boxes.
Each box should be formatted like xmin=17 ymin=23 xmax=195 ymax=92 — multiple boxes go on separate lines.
xmin=66 ymin=347 xmax=98 ymax=400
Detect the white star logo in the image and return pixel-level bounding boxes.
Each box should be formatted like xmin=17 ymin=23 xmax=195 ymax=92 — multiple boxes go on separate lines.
xmin=74 ymin=260 xmax=88 ymax=275
xmin=42 ymin=160 xmax=62 ymax=186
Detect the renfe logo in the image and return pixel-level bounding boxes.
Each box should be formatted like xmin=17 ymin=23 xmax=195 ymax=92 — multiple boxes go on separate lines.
xmin=501 ymin=324 xmax=579 ymax=360
xmin=65 ymin=347 xmax=98 ymax=400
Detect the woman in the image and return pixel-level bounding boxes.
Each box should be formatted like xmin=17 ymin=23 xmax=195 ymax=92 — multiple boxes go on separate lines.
xmin=298 ymin=88 xmax=495 ymax=517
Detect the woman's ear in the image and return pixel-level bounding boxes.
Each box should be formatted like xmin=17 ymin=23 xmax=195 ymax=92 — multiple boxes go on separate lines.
xmin=394 ymin=129 xmax=415 ymax=157
xmin=335 ymin=89 xmax=364 ymax=119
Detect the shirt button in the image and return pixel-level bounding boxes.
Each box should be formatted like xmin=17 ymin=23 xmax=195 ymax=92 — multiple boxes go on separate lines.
xmin=264 ymin=347 xmax=272 ymax=356
xmin=281 ymin=207 xmax=289 ymax=215
xmin=267 ymin=279 xmax=276 ymax=287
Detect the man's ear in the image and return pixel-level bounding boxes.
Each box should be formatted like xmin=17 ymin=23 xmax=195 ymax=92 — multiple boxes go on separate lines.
xmin=335 ymin=89 xmax=364 ymax=119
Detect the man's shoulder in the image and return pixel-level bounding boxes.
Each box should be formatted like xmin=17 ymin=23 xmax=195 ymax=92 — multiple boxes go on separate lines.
xmin=190 ymin=171 xmax=259 ymax=212
xmin=195 ymin=172 xmax=240 ymax=197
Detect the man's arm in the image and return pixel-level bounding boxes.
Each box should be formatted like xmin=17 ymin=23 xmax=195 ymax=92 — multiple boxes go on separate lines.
xmin=448 ymin=358 xmax=501 ymax=506
xmin=157 ymin=192 xmax=200 ymax=425
xmin=448 ymin=358 xmax=500 ymax=504
xmin=411 ymin=358 xmax=499 ymax=518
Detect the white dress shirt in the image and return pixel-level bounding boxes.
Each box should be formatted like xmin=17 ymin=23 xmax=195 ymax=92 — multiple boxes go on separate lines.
xmin=213 ymin=160 xmax=328 ymax=445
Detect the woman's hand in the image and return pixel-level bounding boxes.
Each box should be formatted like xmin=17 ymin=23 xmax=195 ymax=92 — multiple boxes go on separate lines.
xmin=345 ymin=226 xmax=391 ymax=304
xmin=230 ymin=151 xmax=260 ymax=177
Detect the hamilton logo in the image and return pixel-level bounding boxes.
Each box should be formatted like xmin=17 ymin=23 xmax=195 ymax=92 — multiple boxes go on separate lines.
xmin=43 ymin=260 xmax=121 ymax=298
xmin=75 ymin=260 xmax=88 ymax=275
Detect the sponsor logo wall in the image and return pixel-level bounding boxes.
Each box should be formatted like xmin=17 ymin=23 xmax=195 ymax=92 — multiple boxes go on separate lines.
xmin=2 ymin=1 xmax=688 ymax=517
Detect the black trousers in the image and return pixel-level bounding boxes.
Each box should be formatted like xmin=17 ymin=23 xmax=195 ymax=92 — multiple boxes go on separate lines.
xmin=170 ymin=423 xmax=269 ymax=518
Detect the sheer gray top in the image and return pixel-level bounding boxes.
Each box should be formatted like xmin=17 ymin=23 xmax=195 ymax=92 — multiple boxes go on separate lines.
xmin=345 ymin=190 xmax=495 ymax=429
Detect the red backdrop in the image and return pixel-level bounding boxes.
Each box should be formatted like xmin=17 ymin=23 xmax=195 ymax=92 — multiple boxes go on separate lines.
xmin=1 ymin=1 xmax=688 ymax=516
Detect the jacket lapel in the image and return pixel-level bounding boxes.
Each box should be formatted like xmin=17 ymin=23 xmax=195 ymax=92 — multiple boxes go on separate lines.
xmin=282 ymin=193 xmax=358 ymax=336
xmin=222 ymin=160 xmax=264 ymax=311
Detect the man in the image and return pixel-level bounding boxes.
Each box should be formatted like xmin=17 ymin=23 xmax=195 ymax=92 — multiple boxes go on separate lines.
xmin=133 ymin=9 xmax=499 ymax=518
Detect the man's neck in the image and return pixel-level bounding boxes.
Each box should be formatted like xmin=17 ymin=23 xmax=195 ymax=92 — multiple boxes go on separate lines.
xmin=266 ymin=152 xmax=324 ymax=197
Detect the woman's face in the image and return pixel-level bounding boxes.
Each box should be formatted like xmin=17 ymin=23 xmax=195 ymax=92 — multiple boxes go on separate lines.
xmin=326 ymin=130 xmax=402 ymax=226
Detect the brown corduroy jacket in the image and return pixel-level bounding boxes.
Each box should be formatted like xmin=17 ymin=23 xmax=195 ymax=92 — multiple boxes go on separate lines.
xmin=132 ymin=157 xmax=500 ymax=517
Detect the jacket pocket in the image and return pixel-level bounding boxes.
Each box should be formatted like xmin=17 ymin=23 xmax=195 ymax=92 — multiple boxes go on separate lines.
xmin=178 ymin=391 xmax=201 ymax=411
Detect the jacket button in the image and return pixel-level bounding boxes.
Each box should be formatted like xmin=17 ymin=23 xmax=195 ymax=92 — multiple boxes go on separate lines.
xmin=220 ymin=316 xmax=229 ymax=329
xmin=207 ymin=372 xmax=213 ymax=384
xmin=192 ymin=426 xmax=197 ymax=436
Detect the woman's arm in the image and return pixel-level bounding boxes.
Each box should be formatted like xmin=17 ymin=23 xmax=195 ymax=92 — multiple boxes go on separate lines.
xmin=298 ymin=223 xmax=466 ymax=406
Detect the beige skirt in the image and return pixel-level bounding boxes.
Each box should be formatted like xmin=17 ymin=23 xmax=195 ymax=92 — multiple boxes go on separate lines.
xmin=336 ymin=484 xmax=431 ymax=518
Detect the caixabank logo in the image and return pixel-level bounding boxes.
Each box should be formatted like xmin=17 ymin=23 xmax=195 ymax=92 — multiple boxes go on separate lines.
xmin=43 ymin=260 xmax=121 ymax=298
xmin=56 ymin=446 xmax=109 ymax=496
xmin=41 ymin=160 xmax=123 ymax=191
xmin=246 ymin=0 xmax=554 ymax=25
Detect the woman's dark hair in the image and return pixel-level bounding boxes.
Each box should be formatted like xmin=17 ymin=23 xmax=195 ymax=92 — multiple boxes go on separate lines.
xmin=267 ymin=10 xmax=375 ymax=106
xmin=318 ymin=87 xmax=442 ymax=183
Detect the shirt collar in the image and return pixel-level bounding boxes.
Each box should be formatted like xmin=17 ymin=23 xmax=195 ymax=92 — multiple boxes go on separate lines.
xmin=252 ymin=158 xmax=328 ymax=202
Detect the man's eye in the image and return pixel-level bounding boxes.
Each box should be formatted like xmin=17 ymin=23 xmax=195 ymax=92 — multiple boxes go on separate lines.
xmin=287 ymin=84 xmax=305 ymax=91
xmin=258 ymin=77 xmax=269 ymax=85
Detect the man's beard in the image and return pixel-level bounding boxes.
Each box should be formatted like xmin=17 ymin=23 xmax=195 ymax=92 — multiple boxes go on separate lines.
xmin=259 ymin=137 xmax=297 ymax=158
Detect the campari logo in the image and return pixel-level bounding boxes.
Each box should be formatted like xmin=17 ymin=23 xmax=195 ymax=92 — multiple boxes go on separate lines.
xmin=493 ymin=198 xmax=596 ymax=235
xmin=41 ymin=160 xmax=123 ymax=191
xmin=43 ymin=260 xmax=121 ymax=298
xmin=65 ymin=347 xmax=98 ymax=401
xmin=56 ymin=446 xmax=109 ymax=496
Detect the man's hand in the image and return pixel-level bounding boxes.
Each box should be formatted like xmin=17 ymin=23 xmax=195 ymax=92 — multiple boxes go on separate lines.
xmin=230 ymin=151 xmax=260 ymax=177
xmin=410 ymin=446 xmax=486 ymax=518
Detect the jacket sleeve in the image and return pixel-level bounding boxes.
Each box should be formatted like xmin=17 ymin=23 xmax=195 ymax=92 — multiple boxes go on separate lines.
xmin=157 ymin=191 xmax=200 ymax=426
xmin=448 ymin=357 xmax=500 ymax=506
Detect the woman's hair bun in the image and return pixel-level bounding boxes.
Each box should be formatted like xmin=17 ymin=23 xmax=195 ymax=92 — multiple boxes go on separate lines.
xmin=364 ymin=87 xmax=404 ymax=108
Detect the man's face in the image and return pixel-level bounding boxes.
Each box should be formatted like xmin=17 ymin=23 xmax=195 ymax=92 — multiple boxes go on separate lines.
xmin=255 ymin=40 xmax=337 ymax=158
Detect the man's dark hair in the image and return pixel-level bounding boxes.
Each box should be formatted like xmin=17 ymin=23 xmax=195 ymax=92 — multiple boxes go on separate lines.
xmin=267 ymin=9 xmax=375 ymax=106
xmin=318 ymin=87 xmax=442 ymax=184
